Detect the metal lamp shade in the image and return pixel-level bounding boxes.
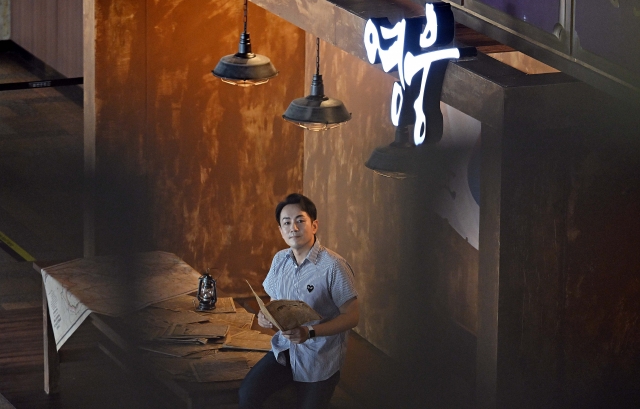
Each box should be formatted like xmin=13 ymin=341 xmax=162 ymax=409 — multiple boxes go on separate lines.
xmin=282 ymin=73 xmax=351 ymax=131
xmin=365 ymin=126 xmax=417 ymax=179
xmin=213 ymin=32 xmax=278 ymax=87
xmin=213 ymin=53 xmax=277 ymax=87
xmin=365 ymin=144 xmax=418 ymax=179
xmin=283 ymin=96 xmax=351 ymax=131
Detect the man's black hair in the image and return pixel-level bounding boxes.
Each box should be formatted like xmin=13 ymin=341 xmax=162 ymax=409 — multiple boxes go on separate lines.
xmin=275 ymin=193 xmax=317 ymax=225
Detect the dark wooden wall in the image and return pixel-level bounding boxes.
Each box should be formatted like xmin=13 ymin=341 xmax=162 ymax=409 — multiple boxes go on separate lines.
xmin=11 ymin=0 xmax=82 ymax=77
xmin=496 ymin=102 xmax=640 ymax=409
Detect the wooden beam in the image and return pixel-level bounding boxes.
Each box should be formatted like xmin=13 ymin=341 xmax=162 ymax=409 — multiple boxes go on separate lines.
xmin=83 ymin=0 xmax=96 ymax=257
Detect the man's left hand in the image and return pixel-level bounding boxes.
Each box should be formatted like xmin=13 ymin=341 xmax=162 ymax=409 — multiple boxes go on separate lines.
xmin=282 ymin=326 xmax=309 ymax=344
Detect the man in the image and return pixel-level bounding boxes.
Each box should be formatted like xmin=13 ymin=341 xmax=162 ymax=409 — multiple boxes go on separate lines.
xmin=239 ymin=193 xmax=359 ymax=409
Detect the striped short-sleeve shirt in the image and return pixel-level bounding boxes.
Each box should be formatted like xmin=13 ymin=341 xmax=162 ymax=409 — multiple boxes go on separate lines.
xmin=263 ymin=239 xmax=358 ymax=382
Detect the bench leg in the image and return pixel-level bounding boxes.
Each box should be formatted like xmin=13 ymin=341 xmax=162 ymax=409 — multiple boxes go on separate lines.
xmin=43 ymin=284 xmax=59 ymax=394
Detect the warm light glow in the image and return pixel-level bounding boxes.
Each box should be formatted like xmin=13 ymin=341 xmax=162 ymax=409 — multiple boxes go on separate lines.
xmin=220 ymin=78 xmax=270 ymax=87
xmin=373 ymin=170 xmax=411 ymax=180
xmin=283 ymin=119 xmax=347 ymax=132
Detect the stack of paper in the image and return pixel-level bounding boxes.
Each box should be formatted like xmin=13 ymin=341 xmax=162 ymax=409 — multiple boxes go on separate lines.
xmin=159 ymin=322 xmax=229 ymax=344
xmin=126 ymin=292 xmax=270 ymax=382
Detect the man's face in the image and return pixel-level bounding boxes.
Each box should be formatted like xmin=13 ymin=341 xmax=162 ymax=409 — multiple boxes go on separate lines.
xmin=278 ymin=204 xmax=318 ymax=252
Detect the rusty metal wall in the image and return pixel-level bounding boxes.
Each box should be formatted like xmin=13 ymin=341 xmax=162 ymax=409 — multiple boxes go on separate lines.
xmin=93 ymin=0 xmax=305 ymax=296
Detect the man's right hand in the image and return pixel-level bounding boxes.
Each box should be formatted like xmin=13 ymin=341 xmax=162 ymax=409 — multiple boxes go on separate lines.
xmin=257 ymin=311 xmax=273 ymax=329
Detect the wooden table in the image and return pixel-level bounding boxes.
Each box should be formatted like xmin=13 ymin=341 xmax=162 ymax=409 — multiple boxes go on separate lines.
xmin=35 ymin=260 xmax=272 ymax=409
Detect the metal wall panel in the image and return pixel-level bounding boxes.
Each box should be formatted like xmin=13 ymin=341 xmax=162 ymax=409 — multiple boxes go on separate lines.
xmin=475 ymin=0 xmax=562 ymax=34
xmin=452 ymin=0 xmax=639 ymax=104
xmin=573 ymin=0 xmax=640 ymax=86
xmin=57 ymin=0 xmax=83 ymax=78
xmin=10 ymin=0 xmax=82 ymax=78
xmin=464 ymin=0 xmax=570 ymax=53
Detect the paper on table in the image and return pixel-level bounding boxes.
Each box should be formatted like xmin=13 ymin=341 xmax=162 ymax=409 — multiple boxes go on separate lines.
xmin=161 ymin=322 xmax=229 ymax=339
xmin=206 ymin=311 xmax=255 ymax=330
xmin=200 ymin=296 xmax=237 ymax=314
xmin=222 ymin=329 xmax=273 ymax=352
xmin=246 ymin=281 xmax=322 ymax=331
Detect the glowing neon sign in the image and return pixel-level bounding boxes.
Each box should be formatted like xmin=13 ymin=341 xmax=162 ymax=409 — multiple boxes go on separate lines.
xmin=364 ymin=3 xmax=461 ymax=145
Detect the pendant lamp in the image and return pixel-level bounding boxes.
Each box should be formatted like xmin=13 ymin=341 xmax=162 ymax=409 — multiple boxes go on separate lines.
xmin=366 ymin=125 xmax=453 ymax=182
xmin=283 ymin=38 xmax=351 ymax=131
xmin=365 ymin=125 xmax=417 ymax=179
xmin=212 ymin=0 xmax=278 ymax=87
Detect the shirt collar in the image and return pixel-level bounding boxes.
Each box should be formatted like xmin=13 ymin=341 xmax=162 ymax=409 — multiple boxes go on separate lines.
xmin=286 ymin=237 xmax=322 ymax=266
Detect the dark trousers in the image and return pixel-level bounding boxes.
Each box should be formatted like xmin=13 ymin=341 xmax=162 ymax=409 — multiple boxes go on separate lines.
xmin=238 ymin=350 xmax=340 ymax=409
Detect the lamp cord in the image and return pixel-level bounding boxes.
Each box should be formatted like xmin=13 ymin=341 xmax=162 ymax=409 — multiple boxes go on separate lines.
xmin=316 ymin=37 xmax=320 ymax=75
xmin=243 ymin=0 xmax=248 ymax=33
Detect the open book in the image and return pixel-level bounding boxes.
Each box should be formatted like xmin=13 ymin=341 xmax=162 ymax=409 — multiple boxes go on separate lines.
xmin=246 ymin=281 xmax=322 ymax=331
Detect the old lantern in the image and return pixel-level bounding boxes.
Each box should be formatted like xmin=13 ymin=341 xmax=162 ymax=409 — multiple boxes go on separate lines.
xmin=196 ymin=268 xmax=217 ymax=311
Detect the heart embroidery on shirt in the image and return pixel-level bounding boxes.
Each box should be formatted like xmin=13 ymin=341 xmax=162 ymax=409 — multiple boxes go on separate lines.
xmin=307 ymin=285 xmax=314 ymax=293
